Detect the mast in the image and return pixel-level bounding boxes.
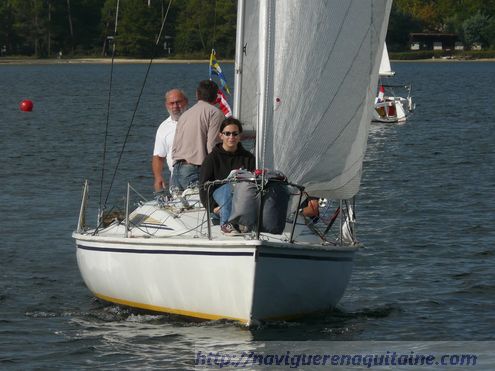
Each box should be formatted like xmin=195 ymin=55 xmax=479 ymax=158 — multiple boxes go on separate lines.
xmin=256 ymin=0 xmax=275 ymax=169
xmin=233 ymin=0 xmax=245 ymax=118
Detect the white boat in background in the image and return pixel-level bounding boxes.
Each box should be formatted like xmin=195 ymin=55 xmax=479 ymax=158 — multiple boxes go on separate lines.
xmin=373 ymin=43 xmax=415 ymax=123
xmin=73 ymin=0 xmax=392 ymax=326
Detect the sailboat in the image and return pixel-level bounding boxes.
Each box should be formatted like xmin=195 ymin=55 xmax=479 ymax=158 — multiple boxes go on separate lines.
xmin=373 ymin=43 xmax=414 ymax=123
xmin=73 ymin=0 xmax=392 ymax=326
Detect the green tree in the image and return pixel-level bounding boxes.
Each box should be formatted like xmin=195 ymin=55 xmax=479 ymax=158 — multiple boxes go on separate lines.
xmin=211 ymin=0 xmax=236 ymax=57
xmin=5 ymin=0 xmax=495 ymax=58
xmin=20 ymin=0 xmax=49 ymax=56
xmin=67 ymin=0 xmax=103 ymax=55
xmin=100 ymin=0 xmax=118 ymax=56
xmin=0 ymin=0 xmax=103 ymax=57
xmin=116 ymin=0 xmax=162 ymax=57
xmin=389 ymin=0 xmax=495 ymax=50
xmin=174 ymin=0 xmax=214 ymax=56
xmin=0 ymin=2 xmax=15 ymax=54
xmin=174 ymin=0 xmax=236 ymax=57
xmin=463 ymin=12 xmax=495 ymax=48
xmin=387 ymin=5 xmax=422 ymax=51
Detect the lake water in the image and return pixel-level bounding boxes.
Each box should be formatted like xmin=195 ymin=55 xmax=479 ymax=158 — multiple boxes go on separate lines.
xmin=0 ymin=61 xmax=494 ymax=369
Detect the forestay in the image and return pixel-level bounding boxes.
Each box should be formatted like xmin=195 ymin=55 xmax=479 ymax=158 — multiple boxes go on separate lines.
xmin=236 ymin=0 xmax=392 ymax=200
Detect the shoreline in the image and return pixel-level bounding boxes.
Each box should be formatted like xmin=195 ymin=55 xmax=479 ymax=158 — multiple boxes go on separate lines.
xmin=1 ymin=56 xmax=494 ymax=65
xmin=393 ymin=57 xmax=495 ymax=63
xmin=0 ymin=57 xmax=220 ymax=65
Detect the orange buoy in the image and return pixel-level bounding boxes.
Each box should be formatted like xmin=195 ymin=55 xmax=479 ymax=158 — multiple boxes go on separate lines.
xmin=19 ymin=99 xmax=34 ymax=112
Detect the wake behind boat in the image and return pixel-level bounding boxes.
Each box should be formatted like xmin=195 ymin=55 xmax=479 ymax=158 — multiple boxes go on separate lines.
xmin=73 ymin=0 xmax=392 ymax=326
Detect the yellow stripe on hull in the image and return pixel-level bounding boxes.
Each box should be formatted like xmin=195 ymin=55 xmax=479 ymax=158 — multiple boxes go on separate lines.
xmin=94 ymin=293 xmax=249 ymax=325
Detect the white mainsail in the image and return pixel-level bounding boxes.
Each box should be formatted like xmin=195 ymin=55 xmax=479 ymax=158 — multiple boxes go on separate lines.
xmin=236 ymin=0 xmax=392 ymax=200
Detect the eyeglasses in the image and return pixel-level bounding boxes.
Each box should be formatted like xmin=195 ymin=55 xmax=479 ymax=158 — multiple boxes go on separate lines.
xmin=222 ymin=131 xmax=240 ymax=137
xmin=166 ymin=100 xmax=185 ymax=106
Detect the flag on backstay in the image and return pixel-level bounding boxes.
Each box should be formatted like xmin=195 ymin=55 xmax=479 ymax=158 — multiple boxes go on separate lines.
xmin=215 ymin=89 xmax=232 ymax=117
xmin=209 ymin=49 xmax=232 ymax=117
xmin=209 ymin=49 xmax=231 ymax=95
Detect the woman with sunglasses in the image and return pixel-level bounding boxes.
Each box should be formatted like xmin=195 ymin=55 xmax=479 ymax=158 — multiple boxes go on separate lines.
xmin=199 ymin=117 xmax=256 ymax=235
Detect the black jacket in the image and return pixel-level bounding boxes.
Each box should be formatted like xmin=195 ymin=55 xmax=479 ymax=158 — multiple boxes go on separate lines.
xmin=199 ymin=143 xmax=256 ymax=210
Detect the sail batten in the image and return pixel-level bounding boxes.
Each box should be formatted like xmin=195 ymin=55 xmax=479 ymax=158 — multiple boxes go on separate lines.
xmin=237 ymin=0 xmax=392 ymax=199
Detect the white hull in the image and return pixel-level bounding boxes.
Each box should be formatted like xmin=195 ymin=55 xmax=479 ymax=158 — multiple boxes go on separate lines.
xmin=75 ymin=233 xmax=355 ymax=325
xmin=372 ymin=97 xmax=408 ymax=123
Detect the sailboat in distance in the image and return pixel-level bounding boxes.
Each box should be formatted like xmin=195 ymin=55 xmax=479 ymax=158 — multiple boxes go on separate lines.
xmin=73 ymin=0 xmax=392 ymax=326
xmin=373 ymin=43 xmax=415 ymax=123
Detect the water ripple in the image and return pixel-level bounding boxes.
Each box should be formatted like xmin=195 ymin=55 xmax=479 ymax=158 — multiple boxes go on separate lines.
xmin=1 ymin=61 xmax=494 ymax=368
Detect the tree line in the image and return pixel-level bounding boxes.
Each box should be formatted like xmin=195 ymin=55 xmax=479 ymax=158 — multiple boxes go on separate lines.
xmin=1 ymin=0 xmax=494 ymax=59
xmin=0 ymin=0 xmax=236 ymax=58
xmin=388 ymin=0 xmax=495 ymax=51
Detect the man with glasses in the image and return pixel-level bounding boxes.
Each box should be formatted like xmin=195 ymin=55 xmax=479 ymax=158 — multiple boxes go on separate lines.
xmin=152 ymin=88 xmax=188 ymax=192
xmin=171 ymin=80 xmax=225 ymax=190
xmin=199 ymin=117 xmax=255 ymax=235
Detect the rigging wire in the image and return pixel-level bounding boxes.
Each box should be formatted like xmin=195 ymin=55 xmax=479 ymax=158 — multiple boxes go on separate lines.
xmin=212 ymin=0 xmax=217 ymax=48
xmin=99 ymin=0 xmax=120 ymax=217
xmin=101 ymin=0 xmax=173 ymax=213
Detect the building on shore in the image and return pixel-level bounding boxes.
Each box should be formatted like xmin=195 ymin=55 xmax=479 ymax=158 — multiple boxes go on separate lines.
xmin=409 ymin=33 xmax=458 ymax=51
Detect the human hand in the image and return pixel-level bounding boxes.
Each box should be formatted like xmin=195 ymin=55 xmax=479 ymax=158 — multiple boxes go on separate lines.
xmin=154 ymin=177 xmax=166 ymax=192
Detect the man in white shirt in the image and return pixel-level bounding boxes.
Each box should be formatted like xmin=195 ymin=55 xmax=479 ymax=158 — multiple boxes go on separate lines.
xmin=152 ymin=89 xmax=188 ymax=191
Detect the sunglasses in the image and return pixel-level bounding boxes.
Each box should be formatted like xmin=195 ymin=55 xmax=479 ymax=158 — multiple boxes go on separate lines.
xmin=222 ymin=131 xmax=240 ymax=137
